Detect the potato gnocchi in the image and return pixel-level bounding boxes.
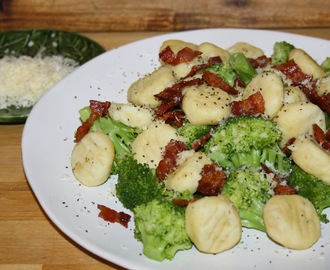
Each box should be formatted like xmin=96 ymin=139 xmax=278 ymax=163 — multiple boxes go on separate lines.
xmin=263 ymin=195 xmax=321 ymax=250
xmin=185 ymin=196 xmax=242 ymax=254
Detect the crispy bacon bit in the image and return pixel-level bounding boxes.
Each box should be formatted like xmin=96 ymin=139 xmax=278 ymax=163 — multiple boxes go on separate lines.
xmin=313 ymin=123 xmax=325 ymax=143
xmin=172 ymin=197 xmax=199 ymax=207
xmin=314 ymin=93 xmax=330 ymax=115
xmin=155 ymin=78 xmax=203 ymax=126
xmin=326 ymin=129 xmax=330 ymax=141
xmin=273 ymin=59 xmax=311 ymax=85
xmin=197 ymin=163 xmax=227 ymax=196
xmin=234 ymin=77 xmax=245 ymax=88
xmin=97 ymin=204 xmax=131 ymax=228
xmin=313 ymin=123 xmax=330 ymax=151
xmin=156 ymin=140 xmax=187 ymax=181
xmin=202 ymin=70 xmax=239 ymax=95
xmin=273 ymin=59 xmax=330 ymax=114
xmin=182 ymin=56 xmax=223 ymax=79
xmin=154 ymin=88 xmax=183 ymax=116
xmin=230 ymin=91 xmax=265 ymax=116
xmin=281 ymin=137 xmax=296 ymax=156
xmin=261 ymin=164 xmax=297 ymax=195
xmin=159 ymin=46 xmax=202 ymax=65
xmin=249 ymin=55 xmax=272 ymax=69
xmin=191 ymin=130 xmax=212 ymax=151
xmin=74 ymin=100 xmax=111 ymax=142
xmin=160 ymin=110 xmax=186 ymax=127
xmin=155 ymin=78 xmax=204 ymax=113
xmin=273 ymin=184 xmax=297 ymax=195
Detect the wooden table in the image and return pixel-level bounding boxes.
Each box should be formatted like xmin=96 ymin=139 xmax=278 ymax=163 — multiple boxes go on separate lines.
xmin=1 ymin=28 xmax=330 ymax=270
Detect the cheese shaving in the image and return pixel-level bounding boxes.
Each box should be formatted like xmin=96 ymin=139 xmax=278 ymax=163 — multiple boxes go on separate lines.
xmin=0 ymin=55 xmax=78 ymax=109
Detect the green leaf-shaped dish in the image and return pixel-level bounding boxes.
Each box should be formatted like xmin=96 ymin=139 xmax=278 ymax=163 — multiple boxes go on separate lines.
xmin=0 ymin=29 xmax=105 ymax=123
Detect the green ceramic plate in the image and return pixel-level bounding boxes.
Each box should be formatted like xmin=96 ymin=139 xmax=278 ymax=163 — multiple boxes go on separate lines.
xmin=0 ymin=29 xmax=105 ymax=123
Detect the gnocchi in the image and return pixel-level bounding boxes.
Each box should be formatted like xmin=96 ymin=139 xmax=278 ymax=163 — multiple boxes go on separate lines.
xmin=186 ymin=196 xmax=242 ymax=253
xmin=263 ymin=194 xmax=321 ymax=250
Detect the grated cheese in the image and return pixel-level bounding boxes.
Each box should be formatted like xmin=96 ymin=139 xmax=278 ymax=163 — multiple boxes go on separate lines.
xmin=0 ymin=55 xmax=78 ymax=109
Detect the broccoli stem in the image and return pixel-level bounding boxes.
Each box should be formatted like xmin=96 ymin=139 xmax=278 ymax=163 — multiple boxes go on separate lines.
xmin=239 ymin=197 xmax=266 ymax=232
xmin=141 ymin=233 xmax=168 ymax=262
xmin=228 ymin=53 xmax=257 ymax=85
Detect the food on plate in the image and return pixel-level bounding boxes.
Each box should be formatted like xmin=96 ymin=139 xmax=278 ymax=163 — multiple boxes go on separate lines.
xmin=283 ymin=86 xmax=308 ymax=104
xmin=71 ymin=131 xmax=115 ymax=186
xmin=220 ymin=168 xmax=274 ymax=232
xmin=263 ymin=194 xmax=321 ymax=250
xmin=182 ymin=84 xmax=231 ymax=124
xmin=274 ymin=102 xmax=326 ymax=147
xmin=165 ymin=151 xmax=212 ymax=194
xmin=0 ymin=55 xmax=78 ymax=110
xmin=132 ymin=122 xmax=182 ymax=169
xmin=227 ymin=41 xmax=264 ymax=59
xmin=185 ymin=196 xmax=242 ymax=254
xmin=242 ymin=72 xmax=284 ymax=118
xmin=287 ymin=164 xmax=330 ymax=223
xmin=290 ymin=137 xmax=330 ymax=185
xmin=127 ymin=66 xmax=175 ymax=107
xmin=288 ymin=48 xmax=326 ymax=79
xmin=108 ymin=102 xmax=154 ymax=129
xmin=71 ymin=38 xmax=330 ymax=261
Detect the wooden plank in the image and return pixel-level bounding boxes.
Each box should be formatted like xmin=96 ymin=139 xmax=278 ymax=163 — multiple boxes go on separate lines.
xmin=0 ymin=0 xmax=329 ymax=32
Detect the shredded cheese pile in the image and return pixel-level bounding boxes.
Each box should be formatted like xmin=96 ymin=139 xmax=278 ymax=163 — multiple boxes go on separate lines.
xmin=0 ymin=55 xmax=78 ymax=109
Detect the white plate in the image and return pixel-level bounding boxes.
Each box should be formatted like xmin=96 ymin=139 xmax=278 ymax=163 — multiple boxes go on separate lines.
xmin=22 ymin=29 xmax=330 ymax=270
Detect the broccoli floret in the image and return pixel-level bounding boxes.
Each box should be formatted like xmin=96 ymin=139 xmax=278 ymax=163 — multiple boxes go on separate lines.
xmin=177 ymin=121 xmax=212 ymax=149
xmin=228 ymin=52 xmax=257 ymax=86
xmin=287 ymin=164 xmax=330 ymax=223
xmin=271 ymin=41 xmax=295 ymax=65
xmin=79 ymin=106 xmax=141 ymax=158
xmin=134 ymin=198 xmax=192 ymax=261
xmin=221 ymin=168 xmax=273 ymax=231
xmin=321 ymin=57 xmax=330 ymax=75
xmin=204 ymin=116 xmax=283 ymax=170
xmin=115 ymin=154 xmax=161 ymax=211
xmin=326 ymin=112 xmax=330 ymax=129
xmin=206 ymin=62 xmax=237 ymax=86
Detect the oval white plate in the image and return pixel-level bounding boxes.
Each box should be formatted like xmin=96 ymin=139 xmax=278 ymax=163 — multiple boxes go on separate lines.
xmin=22 ymin=29 xmax=330 ymax=270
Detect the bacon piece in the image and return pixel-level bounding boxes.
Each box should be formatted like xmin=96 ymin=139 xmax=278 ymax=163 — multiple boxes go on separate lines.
xmin=312 ymin=93 xmax=330 ymax=116
xmin=159 ymin=46 xmax=202 ymax=65
xmin=326 ymin=129 xmax=330 ymax=142
xmin=234 ymin=77 xmax=245 ymax=88
xmin=172 ymin=197 xmax=199 ymax=207
xmin=202 ymin=70 xmax=239 ymax=95
xmin=281 ymin=137 xmax=296 ymax=156
xmin=74 ymin=100 xmax=111 ymax=142
xmin=313 ymin=123 xmax=325 ymax=143
xmin=273 ymin=59 xmax=311 ymax=85
xmin=156 ymin=140 xmax=187 ymax=181
xmin=313 ymin=123 xmax=330 ymax=151
xmin=191 ymin=130 xmax=212 ymax=151
xmin=249 ymin=55 xmax=272 ymax=69
xmin=160 ymin=110 xmax=186 ymax=127
xmin=182 ymin=56 xmax=223 ymax=79
xmin=154 ymin=88 xmax=183 ymax=116
xmin=230 ymin=91 xmax=265 ymax=116
xmin=97 ymin=204 xmax=131 ymax=228
xmin=273 ymin=60 xmax=330 ymax=114
xmin=197 ymin=163 xmax=227 ymax=196
xmin=261 ymin=164 xmax=297 ymax=195
xmin=273 ymin=184 xmax=297 ymax=195
xmin=155 ymin=78 xmax=204 ymax=112
xmin=154 ymin=78 xmax=203 ymax=126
